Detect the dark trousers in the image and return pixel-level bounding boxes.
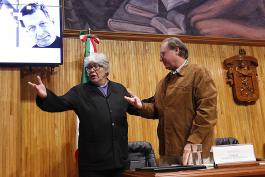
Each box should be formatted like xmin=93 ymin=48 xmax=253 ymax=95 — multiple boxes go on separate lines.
xmin=79 ymin=168 xmax=125 ymax=177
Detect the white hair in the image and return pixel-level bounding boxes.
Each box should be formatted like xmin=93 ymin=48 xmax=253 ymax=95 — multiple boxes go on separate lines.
xmin=84 ymin=53 xmax=110 ymax=74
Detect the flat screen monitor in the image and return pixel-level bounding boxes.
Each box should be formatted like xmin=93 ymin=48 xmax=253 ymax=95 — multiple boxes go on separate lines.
xmin=0 ymin=0 xmax=62 ymax=66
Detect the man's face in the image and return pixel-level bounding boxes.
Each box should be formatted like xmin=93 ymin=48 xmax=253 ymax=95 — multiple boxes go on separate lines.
xmin=22 ymin=10 xmax=56 ymax=47
xmin=160 ymin=42 xmax=179 ymax=70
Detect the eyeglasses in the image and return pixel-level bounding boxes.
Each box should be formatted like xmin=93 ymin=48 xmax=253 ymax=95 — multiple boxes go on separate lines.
xmin=86 ymin=63 xmax=103 ymax=72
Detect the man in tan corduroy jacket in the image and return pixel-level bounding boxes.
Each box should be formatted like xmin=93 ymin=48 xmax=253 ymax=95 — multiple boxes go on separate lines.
xmin=125 ymin=37 xmax=217 ymax=165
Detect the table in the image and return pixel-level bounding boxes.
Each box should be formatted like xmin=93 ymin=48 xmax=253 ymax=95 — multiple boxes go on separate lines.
xmin=123 ymin=164 xmax=265 ymax=177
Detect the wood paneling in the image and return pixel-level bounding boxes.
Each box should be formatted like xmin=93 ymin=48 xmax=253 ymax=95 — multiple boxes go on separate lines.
xmin=0 ymin=68 xmax=21 ymax=177
xmin=0 ymin=38 xmax=265 ymax=177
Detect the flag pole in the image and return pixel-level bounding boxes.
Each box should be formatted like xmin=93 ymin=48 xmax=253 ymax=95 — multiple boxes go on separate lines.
xmin=76 ymin=30 xmax=100 ymax=151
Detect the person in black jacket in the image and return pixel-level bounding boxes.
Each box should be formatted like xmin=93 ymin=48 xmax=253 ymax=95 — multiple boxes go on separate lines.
xmin=28 ymin=53 xmax=136 ymax=177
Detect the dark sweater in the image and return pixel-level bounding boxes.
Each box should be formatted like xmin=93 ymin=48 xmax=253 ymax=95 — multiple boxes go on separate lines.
xmin=36 ymin=81 xmax=136 ymax=170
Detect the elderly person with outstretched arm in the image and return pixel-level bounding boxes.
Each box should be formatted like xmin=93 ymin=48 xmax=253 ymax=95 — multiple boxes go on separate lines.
xmin=29 ymin=53 xmax=136 ymax=177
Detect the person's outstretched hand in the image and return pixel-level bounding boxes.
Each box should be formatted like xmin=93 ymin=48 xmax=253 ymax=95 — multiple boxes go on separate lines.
xmin=28 ymin=75 xmax=47 ymax=99
xmin=188 ymin=0 xmax=240 ymax=27
xmin=124 ymin=91 xmax=143 ymax=109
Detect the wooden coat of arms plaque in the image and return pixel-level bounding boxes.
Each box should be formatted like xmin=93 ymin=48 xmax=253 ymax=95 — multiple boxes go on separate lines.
xmin=223 ymin=49 xmax=259 ymax=103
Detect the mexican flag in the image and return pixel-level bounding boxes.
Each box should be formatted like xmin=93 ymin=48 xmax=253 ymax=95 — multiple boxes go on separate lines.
xmin=80 ymin=31 xmax=100 ymax=83
xmin=75 ymin=32 xmax=99 ymax=152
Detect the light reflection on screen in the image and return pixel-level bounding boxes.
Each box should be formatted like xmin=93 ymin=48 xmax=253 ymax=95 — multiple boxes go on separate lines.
xmin=0 ymin=2 xmax=18 ymax=47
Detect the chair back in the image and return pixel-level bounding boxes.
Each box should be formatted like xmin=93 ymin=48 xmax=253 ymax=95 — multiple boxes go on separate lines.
xmin=128 ymin=141 xmax=156 ymax=170
xmin=215 ymin=137 xmax=239 ymax=145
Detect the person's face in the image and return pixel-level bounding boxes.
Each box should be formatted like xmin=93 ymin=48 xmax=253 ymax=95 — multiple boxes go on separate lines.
xmin=86 ymin=63 xmax=108 ymax=86
xmin=22 ymin=10 xmax=56 ymax=47
xmin=160 ymin=42 xmax=180 ymax=70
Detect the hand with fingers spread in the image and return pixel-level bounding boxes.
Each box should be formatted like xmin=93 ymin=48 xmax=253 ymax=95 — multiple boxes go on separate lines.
xmin=191 ymin=18 xmax=265 ymax=39
xmin=124 ymin=91 xmax=143 ymax=109
xmin=28 ymin=75 xmax=47 ymax=99
xmin=187 ymin=0 xmax=265 ymax=40
xmin=188 ymin=0 xmax=240 ymax=27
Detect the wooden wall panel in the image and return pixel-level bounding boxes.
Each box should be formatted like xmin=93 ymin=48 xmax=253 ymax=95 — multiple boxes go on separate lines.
xmin=20 ymin=38 xmax=84 ymax=177
xmin=0 ymin=38 xmax=265 ymax=177
xmin=0 ymin=68 xmax=21 ymax=177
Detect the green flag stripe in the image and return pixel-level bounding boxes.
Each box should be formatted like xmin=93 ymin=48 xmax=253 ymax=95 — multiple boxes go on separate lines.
xmin=81 ymin=38 xmax=91 ymax=84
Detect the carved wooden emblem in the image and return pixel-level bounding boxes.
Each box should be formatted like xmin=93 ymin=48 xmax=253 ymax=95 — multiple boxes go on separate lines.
xmin=223 ymin=49 xmax=259 ymax=103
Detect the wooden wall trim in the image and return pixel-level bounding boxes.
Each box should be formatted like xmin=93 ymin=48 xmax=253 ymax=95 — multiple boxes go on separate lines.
xmin=63 ymin=30 xmax=265 ymax=46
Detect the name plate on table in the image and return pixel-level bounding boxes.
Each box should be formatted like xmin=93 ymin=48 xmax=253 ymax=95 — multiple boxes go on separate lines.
xmin=212 ymin=144 xmax=256 ymax=165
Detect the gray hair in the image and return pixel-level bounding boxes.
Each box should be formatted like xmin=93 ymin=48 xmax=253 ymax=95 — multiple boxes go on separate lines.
xmin=162 ymin=37 xmax=188 ymax=59
xmin=84 ymin=53 xmax=110 ymax=73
